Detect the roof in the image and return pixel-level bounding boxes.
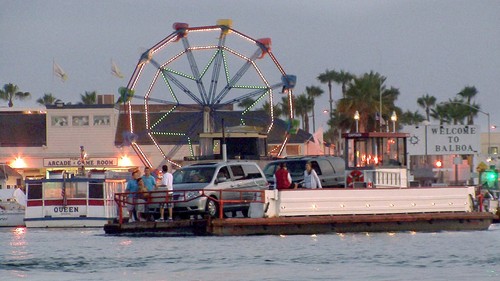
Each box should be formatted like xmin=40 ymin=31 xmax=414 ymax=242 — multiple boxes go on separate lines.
xmin=0 ymin=164 xmax=22 ymax=180
xmin=0 ymin=112 xmax=46 ymax=147
xmin=115 ymin=110 xmax=312 ymax=146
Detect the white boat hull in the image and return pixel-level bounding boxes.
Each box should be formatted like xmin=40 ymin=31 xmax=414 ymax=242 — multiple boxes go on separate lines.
xmin=24 ymin=217 xmax=112 ymax=228
xmin=0 ymin=210 xmax=25 ymax=227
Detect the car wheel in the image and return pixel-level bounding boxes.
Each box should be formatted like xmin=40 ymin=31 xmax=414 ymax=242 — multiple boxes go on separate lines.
xmin=205 ymin=197 xmax=219 ymax=218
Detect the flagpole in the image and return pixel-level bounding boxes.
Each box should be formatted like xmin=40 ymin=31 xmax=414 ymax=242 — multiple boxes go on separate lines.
xmin=379 ymin=83 xmax=382 ymax=132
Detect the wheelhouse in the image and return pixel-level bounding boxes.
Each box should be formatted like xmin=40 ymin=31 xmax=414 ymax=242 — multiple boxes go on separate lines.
xmin=343 ymin=132 xmax=409 ymax=188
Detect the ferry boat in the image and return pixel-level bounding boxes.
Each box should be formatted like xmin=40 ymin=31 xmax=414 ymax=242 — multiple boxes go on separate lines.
xmin=25 ymin=171 xmax=126 ymax=228
xmin=104 ymin=131 xmax=497 ymax=236
xmin=0 ymin=189 xmax=25 ymax=227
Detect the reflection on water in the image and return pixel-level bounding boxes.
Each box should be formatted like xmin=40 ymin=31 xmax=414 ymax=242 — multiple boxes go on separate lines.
xmin=0 ymin=225 xmax=499 ymax=281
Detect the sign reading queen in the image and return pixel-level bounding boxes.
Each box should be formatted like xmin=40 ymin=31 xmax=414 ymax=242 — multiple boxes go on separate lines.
xmin=406 ymin=125 xmax=481 ymax=156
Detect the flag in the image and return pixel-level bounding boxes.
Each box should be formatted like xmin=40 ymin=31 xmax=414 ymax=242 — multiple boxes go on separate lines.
xmin=375 ymin=112 xmax=386 ymax=125
xmin=53 ymin=61 xmax=68 ymax=82
xmin=61 ymin=181 xmax=67 ymax=206
xmin=111 ymin=59 xmax=124 ymax=78
xmin=313 ymin=127 xmax=323 ymax=147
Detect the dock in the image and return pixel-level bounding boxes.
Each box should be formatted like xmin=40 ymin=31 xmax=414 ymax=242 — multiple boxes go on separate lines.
xmin=103 ymin=212 xmax=496 ymax=236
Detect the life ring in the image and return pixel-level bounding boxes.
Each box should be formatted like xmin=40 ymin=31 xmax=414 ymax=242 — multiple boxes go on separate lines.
xmin=347 ymin=170 xmax=364 ymax=188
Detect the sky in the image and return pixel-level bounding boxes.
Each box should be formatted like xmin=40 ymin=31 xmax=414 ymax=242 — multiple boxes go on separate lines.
xmin=1 ymin=0 xmax=500 ymax=131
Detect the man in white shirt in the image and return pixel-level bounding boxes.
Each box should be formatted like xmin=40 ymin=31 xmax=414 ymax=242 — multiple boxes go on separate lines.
xmin=156 ymin=165 xmax=173 ymax=222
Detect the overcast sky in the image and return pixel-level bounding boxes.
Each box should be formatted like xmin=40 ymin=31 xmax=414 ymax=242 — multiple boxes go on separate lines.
xmin=1 ymin=0 xmax=499 ymax=131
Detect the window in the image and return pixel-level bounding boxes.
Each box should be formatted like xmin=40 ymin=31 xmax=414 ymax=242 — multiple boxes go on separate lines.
xmin=490 ymin=147 xmax=498 ymax=155
xmin=93 ymin=115 xmax=110 ymax=126
xmin=89 ymin=182 xmax=104 ymax=199
xmin=66 ymin=182 xmax=87 ymax=198
xmin=72 ymin=116 xmax=89 ymax=126
xmin=241 ymin=164 xmax=263 ymax=179
xmin=44 ymin=182 xmax=64 ymax=199
xmin=28 ymin=183 xmax=43 ymax=199
xmin=51 ymin=116 xmax=68 ymax=127
xmin=230 ymin=165 xmax=245 ymax=180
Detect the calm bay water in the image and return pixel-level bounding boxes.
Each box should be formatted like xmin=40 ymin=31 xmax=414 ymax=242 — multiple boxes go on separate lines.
xmin=1 ymin=224 xmax=499 ymax=281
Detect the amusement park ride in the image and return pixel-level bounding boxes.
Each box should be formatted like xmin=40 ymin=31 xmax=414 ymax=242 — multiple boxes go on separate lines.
xmin=119 ymin=19 xmax=297 ymax=168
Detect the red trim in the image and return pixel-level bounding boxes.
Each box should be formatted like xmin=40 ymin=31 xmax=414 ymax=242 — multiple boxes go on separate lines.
xmin=89 ymin=200 xmax=104 ymax=206
xmin=67 ymin=199 xmax=88 ymax=205
xmin=27 ymin=200 xmax=43 ymax=207
xmin=44 ymin=200 xmax=65 ymax=206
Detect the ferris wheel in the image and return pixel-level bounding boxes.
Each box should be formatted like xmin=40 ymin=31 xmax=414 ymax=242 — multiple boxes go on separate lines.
xmin=122 ymin=20 xmax=296 ymax=168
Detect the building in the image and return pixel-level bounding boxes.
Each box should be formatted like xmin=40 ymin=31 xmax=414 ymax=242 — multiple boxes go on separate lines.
xmin=0 ymin=98 xmax=317 ymax=182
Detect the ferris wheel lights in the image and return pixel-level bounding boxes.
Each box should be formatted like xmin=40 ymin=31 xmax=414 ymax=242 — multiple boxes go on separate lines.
xmin=139 ymin=49 xmax=152 ymax=65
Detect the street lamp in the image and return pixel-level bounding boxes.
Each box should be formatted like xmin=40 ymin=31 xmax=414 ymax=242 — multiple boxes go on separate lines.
xmin=391 ymin=111 xmax=397 ymax=133
xmin=354 ymin=110 xmax=360 ymax=132
xmin=441 ymin=101 xmax=491 ymax=157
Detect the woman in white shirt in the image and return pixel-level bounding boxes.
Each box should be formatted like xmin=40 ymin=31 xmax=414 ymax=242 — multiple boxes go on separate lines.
xmin=303 ymin=161 xmax=322 ymax=189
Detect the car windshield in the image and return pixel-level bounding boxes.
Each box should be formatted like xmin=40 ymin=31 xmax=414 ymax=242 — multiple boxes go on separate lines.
xmin=173 ymin=167 xmax=216 ymax=184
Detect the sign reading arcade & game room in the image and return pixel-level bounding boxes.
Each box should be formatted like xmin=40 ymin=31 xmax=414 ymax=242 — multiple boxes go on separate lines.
xmin=43 ymin=157 xmax=118 ymax=167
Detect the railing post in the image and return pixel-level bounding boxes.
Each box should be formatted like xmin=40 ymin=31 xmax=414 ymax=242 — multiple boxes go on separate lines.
xmin=117 ymin=194 xmax=123 ymax=224
xmin=219 ymin=190 xmax=223 ymax=219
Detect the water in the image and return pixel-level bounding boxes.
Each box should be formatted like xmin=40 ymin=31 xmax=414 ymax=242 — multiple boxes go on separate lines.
xmin=1 ymin=225 xmax=499 ymax=281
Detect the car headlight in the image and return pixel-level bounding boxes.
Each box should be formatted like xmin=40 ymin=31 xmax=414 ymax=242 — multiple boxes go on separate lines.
xmin=186 ymin=190 xmax=202 ymax=200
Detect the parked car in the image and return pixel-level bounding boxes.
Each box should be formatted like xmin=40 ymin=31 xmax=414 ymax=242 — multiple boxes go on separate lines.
xmin=171 ymin=161 xmax=268 ymax=218
xmin=263 ymin=156 xmax=345 ymax=188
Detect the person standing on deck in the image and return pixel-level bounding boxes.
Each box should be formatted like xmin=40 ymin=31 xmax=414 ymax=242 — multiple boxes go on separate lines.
xmin=125 ymin=169 xmax=141 ymax=222
xmin=303 ymin=161 xmax=322 ymax=189
xmin=274 ymin=162 xmax=297 ymax=190
xmin=156 ymin=165 xmax=173 ymax=222
xmin=142 ymin=167 xmax=156 ymax=191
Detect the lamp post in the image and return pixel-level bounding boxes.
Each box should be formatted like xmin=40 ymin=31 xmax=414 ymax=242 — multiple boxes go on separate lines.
xmin=354 ymin=110 xmax=360 ymax=133
xmin=391 ymin=111 xmax=397 ymax=133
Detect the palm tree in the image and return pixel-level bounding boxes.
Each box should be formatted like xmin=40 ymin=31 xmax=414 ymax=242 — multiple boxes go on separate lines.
xmin=337 ymin=71 xmax=400 ymax=133
xmin=417 ymin=94 xmax=437 ymax=122
xmin=36 ymin=93 xmax=59 ymax=106
xmin=260 ymin=101 xmax=283 ymax=117
xmin=443 ymin=98 xmax=470 ymax=125
xmin=0 ymin=83 xmax=31 ymax=107
xmin=317 ymin=69 xmax=339 ymax=120
xmin=336 ymin=70 xmax=355 ymax=98
xmin=79 ymin=91 xmax=97 ymax=105
xmin=237 ymin=97 xmax=255 ymax=109
xmin=280 ymin=95 xmax=293 ymax=119
xmin=457 ymin=86 xmax=478 ymax=125
xmin=305 ymin=86 xmax=324 ymax=132
xmin=294 ymin=93 xmax=313 ymax=133
xmin=400 ymin=110 xmax=425 ymax=125
xmin=430 ymin=104 xmax=450 ymax=125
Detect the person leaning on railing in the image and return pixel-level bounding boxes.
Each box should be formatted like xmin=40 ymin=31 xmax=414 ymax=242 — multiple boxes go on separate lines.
xmin=156 ymin=165 xmax=174 ymax=222
xmin=125 ymin=169 xmax=141 ymax=222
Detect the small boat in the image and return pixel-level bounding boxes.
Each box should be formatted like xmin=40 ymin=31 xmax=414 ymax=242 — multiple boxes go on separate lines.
xmin=24 ymin=171 xmax=127 ymax=228
xmin=0 ymin=189 xmax=26 ymax=227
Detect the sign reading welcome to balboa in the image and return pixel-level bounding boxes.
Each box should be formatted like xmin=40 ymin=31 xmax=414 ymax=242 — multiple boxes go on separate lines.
xmin=405 ymin=125 xmax=480 ymax=156
xmin=44 ymin=157 xmax=118 ymax=167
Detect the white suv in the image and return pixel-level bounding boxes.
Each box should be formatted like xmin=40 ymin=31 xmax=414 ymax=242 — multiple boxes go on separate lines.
xmin=171 ymin=161 xmax=268 ymax=218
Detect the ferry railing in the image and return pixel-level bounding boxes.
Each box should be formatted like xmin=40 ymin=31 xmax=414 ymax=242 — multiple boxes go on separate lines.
xmin=114 ymin=188 xmax=266 ymax=224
